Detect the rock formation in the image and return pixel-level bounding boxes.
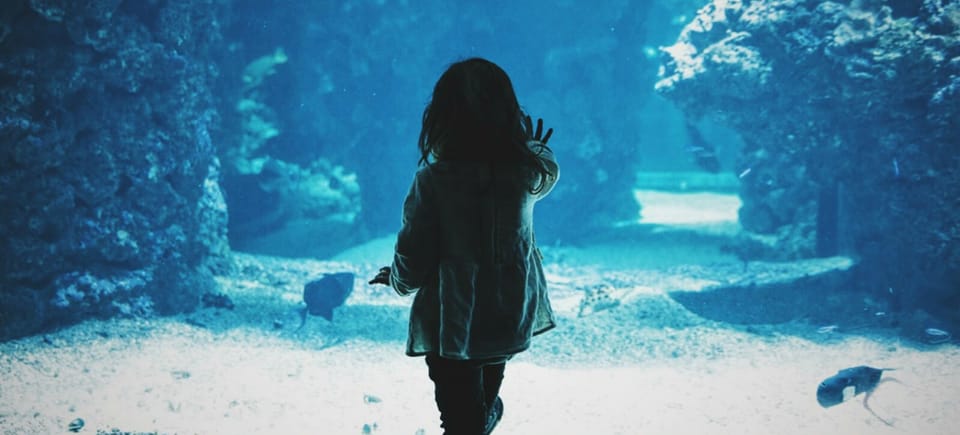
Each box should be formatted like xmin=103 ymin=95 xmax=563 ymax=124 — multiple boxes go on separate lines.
xmin=657 ymin=0 xmax=960 ymax=323
xmin=0 ymin=0 xmax=230 ymax=340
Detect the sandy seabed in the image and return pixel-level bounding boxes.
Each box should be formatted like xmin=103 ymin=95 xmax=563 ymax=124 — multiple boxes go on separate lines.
xmin=2 ymin=251 xmax=958 ymax=435
xmin=1 ymin=315 xmax=958 ymax=435
xmin=2 ymin=192 xmax=958 ymax=434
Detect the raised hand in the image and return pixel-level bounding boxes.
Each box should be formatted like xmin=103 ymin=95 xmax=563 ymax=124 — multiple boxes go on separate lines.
xmin=524 ymin=115 xmax=553 ymax=145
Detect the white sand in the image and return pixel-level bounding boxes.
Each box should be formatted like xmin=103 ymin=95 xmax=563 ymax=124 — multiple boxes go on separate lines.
xmin=2 ymin=257 xmax=958 ymax=435
xmin=1 ymin=316 xmax=958 ymax=435
xmin=2 ymin=193 xmax=958 ymax=434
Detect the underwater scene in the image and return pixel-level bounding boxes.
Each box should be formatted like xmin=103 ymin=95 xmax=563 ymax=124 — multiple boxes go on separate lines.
xmin=1 ymin=0 xmax=959 ymax=433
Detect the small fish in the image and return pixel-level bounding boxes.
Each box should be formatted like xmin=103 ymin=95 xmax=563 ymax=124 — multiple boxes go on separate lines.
xmin=817 ymin=324 xmax=839 ymax=334
xmin=892 ymin=158 xmax=900 ymax=178
xmin=817 ymin=365 xmax=897 ymax=426
xmin=67 ymin=418 xmax=84 ymax=433
xmin=298 ymin=272 xmax=355 ymax=330
xmin=924 ymin=327 xmax=951 ymax=344
xmin=684 ymin=122 xmax=721 ymax=173
xmin=738 ymin=167 xmax=752 ymax=179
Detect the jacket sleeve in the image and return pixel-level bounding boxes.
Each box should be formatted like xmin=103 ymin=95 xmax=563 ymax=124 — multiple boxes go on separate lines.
xmin=390 ymin=168 xmax=438 ymax=296
xmin=530 ymin=141 xmax=559 ymax=199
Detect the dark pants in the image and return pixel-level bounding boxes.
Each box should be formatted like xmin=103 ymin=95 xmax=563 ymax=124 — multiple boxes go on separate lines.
xmin=425 ymin=354 xmax=506 ymax=435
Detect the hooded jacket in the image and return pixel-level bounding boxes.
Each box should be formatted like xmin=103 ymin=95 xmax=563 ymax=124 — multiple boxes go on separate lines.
xmin=390 ymin=144 xmax=558 ymax=360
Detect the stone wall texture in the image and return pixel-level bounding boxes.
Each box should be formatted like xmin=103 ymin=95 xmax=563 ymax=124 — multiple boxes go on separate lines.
xmin=657 ymin=0 xmax=960 ymax=323
xmin=0 ymin=0 xmax=231 ymax=340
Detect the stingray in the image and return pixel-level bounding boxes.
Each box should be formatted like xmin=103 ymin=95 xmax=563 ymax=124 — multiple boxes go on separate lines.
xmin=817 ymin=365 xmax=899 ymax=426
xmin=297 ymin=272 xmax=355 ymax=330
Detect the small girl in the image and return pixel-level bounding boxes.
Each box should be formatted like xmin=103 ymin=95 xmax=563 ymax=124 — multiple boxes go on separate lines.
xmin=370 ymin=57 xmax=559 ymax=434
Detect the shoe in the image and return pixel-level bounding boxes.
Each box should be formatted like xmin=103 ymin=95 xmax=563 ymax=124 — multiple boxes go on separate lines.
xmin=484 ymin=397 xmax=503 ymax=434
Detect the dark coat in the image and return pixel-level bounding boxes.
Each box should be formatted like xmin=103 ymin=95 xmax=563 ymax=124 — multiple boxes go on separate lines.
xmin=390 ymin=145 xmax=559 ymax=359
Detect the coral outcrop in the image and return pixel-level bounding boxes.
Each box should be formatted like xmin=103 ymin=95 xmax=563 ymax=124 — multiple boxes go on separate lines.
xmin=218 ymin=45 xmax=363 ymax=258
xmin=657 ymin=0 xmax=960 ymax=323
xmin=0 ymin=0 xmax=230 ymax=340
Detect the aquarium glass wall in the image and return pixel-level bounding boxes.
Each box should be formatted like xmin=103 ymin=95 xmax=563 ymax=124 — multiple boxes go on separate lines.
xmin=1 ymin=0 xmax=958 ymax=433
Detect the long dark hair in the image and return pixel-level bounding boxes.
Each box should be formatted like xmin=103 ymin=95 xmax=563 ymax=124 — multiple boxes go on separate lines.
xmin=418 ymin=57 xmax=552 ymax=193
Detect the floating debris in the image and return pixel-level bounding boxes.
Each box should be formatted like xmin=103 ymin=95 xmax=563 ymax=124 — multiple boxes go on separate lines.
xmin=643 ymin=46 xmax=659 ymax=59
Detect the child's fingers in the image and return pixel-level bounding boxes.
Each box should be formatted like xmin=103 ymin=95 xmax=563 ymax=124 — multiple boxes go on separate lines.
xmin=542 ymin=128 xmax=553 ymax=144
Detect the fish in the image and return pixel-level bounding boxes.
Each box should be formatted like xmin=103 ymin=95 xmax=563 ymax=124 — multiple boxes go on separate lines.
xmin=297 ymin=272 xmax=355 ymax=329
xmin=924 ymin=327 xmax=951 ymax=344
xmin=816 ymin=324 xmax=839 ymax=334
xmin=684 ymin=122 xmax=721 ymax=173
xmin=67 ymin=418 xmax=84 ymax=433
xmin=817 ymin=365 xmax=897 ymax=426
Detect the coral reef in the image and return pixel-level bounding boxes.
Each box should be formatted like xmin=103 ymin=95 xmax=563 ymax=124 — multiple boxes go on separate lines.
xmin=0 ymin=0 xmax=230 ymax=340
xmin=222 ymin=156 xmax=362 ymax=258
xmin=657 ymin=0 xmax=960 ymax=324
xmin=218 ymin=45 xmax=363 ymax=258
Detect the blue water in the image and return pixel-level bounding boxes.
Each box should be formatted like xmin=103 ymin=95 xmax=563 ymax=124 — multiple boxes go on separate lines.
xmin=1 ymin=1 xmax=958 ymax=433
xmin=221 ymin=0 xmax=732 ymax=241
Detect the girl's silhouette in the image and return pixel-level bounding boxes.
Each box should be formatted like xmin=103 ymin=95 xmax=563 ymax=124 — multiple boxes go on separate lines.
xmin=370 ymin=57 xmax=559 ymax=434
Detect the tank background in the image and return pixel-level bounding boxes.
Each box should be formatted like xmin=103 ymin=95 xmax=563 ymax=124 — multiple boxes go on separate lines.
xmin=210 ymin=0 xmax=719 ymax=255
xmin=1 ymin=0 xmax=957 ymax=341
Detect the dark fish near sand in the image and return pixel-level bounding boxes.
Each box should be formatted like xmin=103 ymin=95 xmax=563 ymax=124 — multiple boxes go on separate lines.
xmin=817 ymin=365 xmax=897 ymax=426
xmin=297 ymin=272 xmax=355 ymax=329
